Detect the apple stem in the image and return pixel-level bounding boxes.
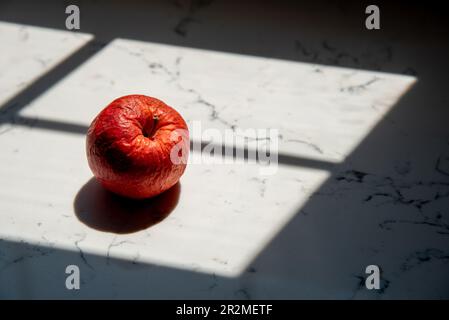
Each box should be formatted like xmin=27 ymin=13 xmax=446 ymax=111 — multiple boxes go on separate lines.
xmin=144 ymin=115 xmax=159 ymax=139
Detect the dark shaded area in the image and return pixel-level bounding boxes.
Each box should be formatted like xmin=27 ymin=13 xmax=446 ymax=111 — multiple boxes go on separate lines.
xmin=74 ymin=178 xmax=180 ymax=234
xmin=0 ymin=0 xmax=447 ymax=73
xmin=0 ymin=237 xmax=241 ymax=299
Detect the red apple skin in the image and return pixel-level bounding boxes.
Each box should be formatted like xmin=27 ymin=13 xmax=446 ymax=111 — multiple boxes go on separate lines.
xmin=86 ymin=95 xmax=189 ymax=199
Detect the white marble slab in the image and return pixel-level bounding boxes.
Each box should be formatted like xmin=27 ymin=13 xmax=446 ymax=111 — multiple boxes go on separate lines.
xmin=0 ymin=21 xmax=93 ymax=106
xmin=0 ymin=38 xmax=424 ymax=299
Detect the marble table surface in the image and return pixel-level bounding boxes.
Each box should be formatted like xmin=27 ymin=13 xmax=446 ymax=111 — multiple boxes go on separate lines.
xmin=0 ymin=22 xmax=448 ymax=299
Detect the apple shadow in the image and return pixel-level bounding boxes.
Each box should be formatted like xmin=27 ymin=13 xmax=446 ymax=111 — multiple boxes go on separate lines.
xmin=73 ymin=178 xmax=180 ymax=234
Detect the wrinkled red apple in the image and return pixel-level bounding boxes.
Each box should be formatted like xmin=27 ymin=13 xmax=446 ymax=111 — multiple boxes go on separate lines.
xmin=86 ymin=95 xmax=189 ymax=199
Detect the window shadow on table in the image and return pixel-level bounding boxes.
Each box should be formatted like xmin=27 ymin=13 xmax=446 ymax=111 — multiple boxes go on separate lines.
xmin=3 ymin=77 xmax=449 ymax=298
xmin=0 ymin=0 xmax=449 ymax=299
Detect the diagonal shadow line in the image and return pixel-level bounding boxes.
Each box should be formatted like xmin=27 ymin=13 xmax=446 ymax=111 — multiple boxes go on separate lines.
xmin=0 ymin=38 xmax=107 ymax=118
xmin=193 ymin=140 xmax=338 ymax=171
xmin=7 ymin=115 xmax=89 ymax=135
xmin=7 ymin=115 xmax=338 ymax=171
